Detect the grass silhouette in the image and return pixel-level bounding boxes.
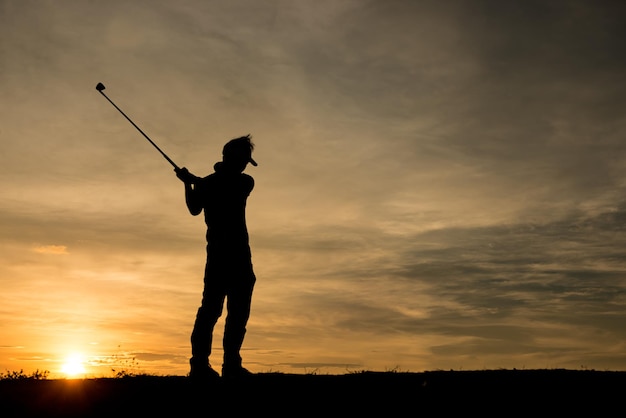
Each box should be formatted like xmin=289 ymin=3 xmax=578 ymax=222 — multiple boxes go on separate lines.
xmin=2 ymin=368 xmax=624 ymax=416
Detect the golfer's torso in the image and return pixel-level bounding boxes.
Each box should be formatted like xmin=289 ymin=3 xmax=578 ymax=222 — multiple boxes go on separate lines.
xmin=199 ymin=172 xmax=252 ymax=258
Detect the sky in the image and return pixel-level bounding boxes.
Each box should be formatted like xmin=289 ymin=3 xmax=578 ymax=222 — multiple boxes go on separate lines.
xmin=1 ymin=0 xmax=626 ymax=378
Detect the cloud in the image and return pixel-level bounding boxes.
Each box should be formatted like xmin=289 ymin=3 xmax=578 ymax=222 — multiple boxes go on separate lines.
xmin=32 ymin=245 xmax=69 ymax=255
xmin=247 ymin=201 xmax=626 ymax=368
xmin=278 ymin=362 xmax=363 ymax=370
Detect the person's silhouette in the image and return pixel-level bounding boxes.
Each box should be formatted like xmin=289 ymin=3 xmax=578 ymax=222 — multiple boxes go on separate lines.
xmin=175 ymin=135 xmax=258 ymax=381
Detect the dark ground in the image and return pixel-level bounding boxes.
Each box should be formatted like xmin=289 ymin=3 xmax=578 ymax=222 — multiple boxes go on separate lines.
xmin=2 ymin=369 xmax=624 ymax=417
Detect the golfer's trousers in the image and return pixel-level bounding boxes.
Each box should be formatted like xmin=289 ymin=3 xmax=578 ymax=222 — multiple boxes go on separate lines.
xmin=190 ymin=259 xmax=256 ymax=367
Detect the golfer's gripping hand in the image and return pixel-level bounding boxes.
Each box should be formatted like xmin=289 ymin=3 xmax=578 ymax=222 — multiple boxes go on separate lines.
xmin=175 ymin=167 xmax=197 ymax=184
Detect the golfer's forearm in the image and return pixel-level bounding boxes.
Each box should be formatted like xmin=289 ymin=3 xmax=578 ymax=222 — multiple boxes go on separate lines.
xmin=184 ymin=185 xmax=203 ymax=215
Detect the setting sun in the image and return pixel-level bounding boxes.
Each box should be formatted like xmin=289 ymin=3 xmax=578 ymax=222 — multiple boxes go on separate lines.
xmin=61 ymin=354 xmax=86 ymax=378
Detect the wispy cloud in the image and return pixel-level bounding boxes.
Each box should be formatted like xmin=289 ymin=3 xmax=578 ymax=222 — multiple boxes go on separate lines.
xmin=32 ymin=245 xmax=69 ymax=255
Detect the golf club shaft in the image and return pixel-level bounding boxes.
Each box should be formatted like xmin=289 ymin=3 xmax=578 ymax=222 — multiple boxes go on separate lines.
xmin=97 ymin=88 xmax=179 ymax=170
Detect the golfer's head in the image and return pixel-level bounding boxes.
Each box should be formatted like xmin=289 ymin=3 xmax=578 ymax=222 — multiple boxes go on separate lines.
xmin=223 ymin=134 xmax=257 ymax=170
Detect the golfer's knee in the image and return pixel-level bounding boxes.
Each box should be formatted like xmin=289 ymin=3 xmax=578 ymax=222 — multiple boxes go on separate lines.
xmin=196 ymin=307 xmax=222 ymax=324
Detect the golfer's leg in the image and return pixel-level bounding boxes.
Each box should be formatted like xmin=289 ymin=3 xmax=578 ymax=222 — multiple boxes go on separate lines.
xmin=222 ymin=272 xmax=256 ymax=368
xmin=190 ymin=278 xmax=225 ymax=371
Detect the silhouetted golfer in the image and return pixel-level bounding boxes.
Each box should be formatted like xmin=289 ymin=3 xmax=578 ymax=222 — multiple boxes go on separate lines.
xmin=175 ymin=135 xmax=258 ymax=381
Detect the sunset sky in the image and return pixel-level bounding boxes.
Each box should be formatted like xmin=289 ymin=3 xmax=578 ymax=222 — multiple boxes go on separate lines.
xmin=2 ymin=0 xmax=626 ymax=378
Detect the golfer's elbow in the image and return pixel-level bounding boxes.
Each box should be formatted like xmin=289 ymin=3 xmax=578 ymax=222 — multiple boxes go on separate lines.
xmin=184 ymin=189 xmax=202 ymax=215
xmin=188 ymin=206 xmax=202 ymax=216
xmin=186 ymin=200 xmax=202 ymax=216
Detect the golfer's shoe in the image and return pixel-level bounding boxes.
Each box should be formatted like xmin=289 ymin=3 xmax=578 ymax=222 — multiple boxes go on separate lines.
xmin=221 ymin=365 xmax=253 ymax=380
xmin=188 ymin=364 xmax=220 ymax=382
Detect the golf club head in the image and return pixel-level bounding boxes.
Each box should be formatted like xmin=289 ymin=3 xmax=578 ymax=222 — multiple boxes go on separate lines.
xmin=96 ymin=82 xmax=106 ymax=91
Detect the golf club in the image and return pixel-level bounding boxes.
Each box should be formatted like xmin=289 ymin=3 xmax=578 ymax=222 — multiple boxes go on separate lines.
xmin=95 ymin=82 xmax=180 ymax=170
